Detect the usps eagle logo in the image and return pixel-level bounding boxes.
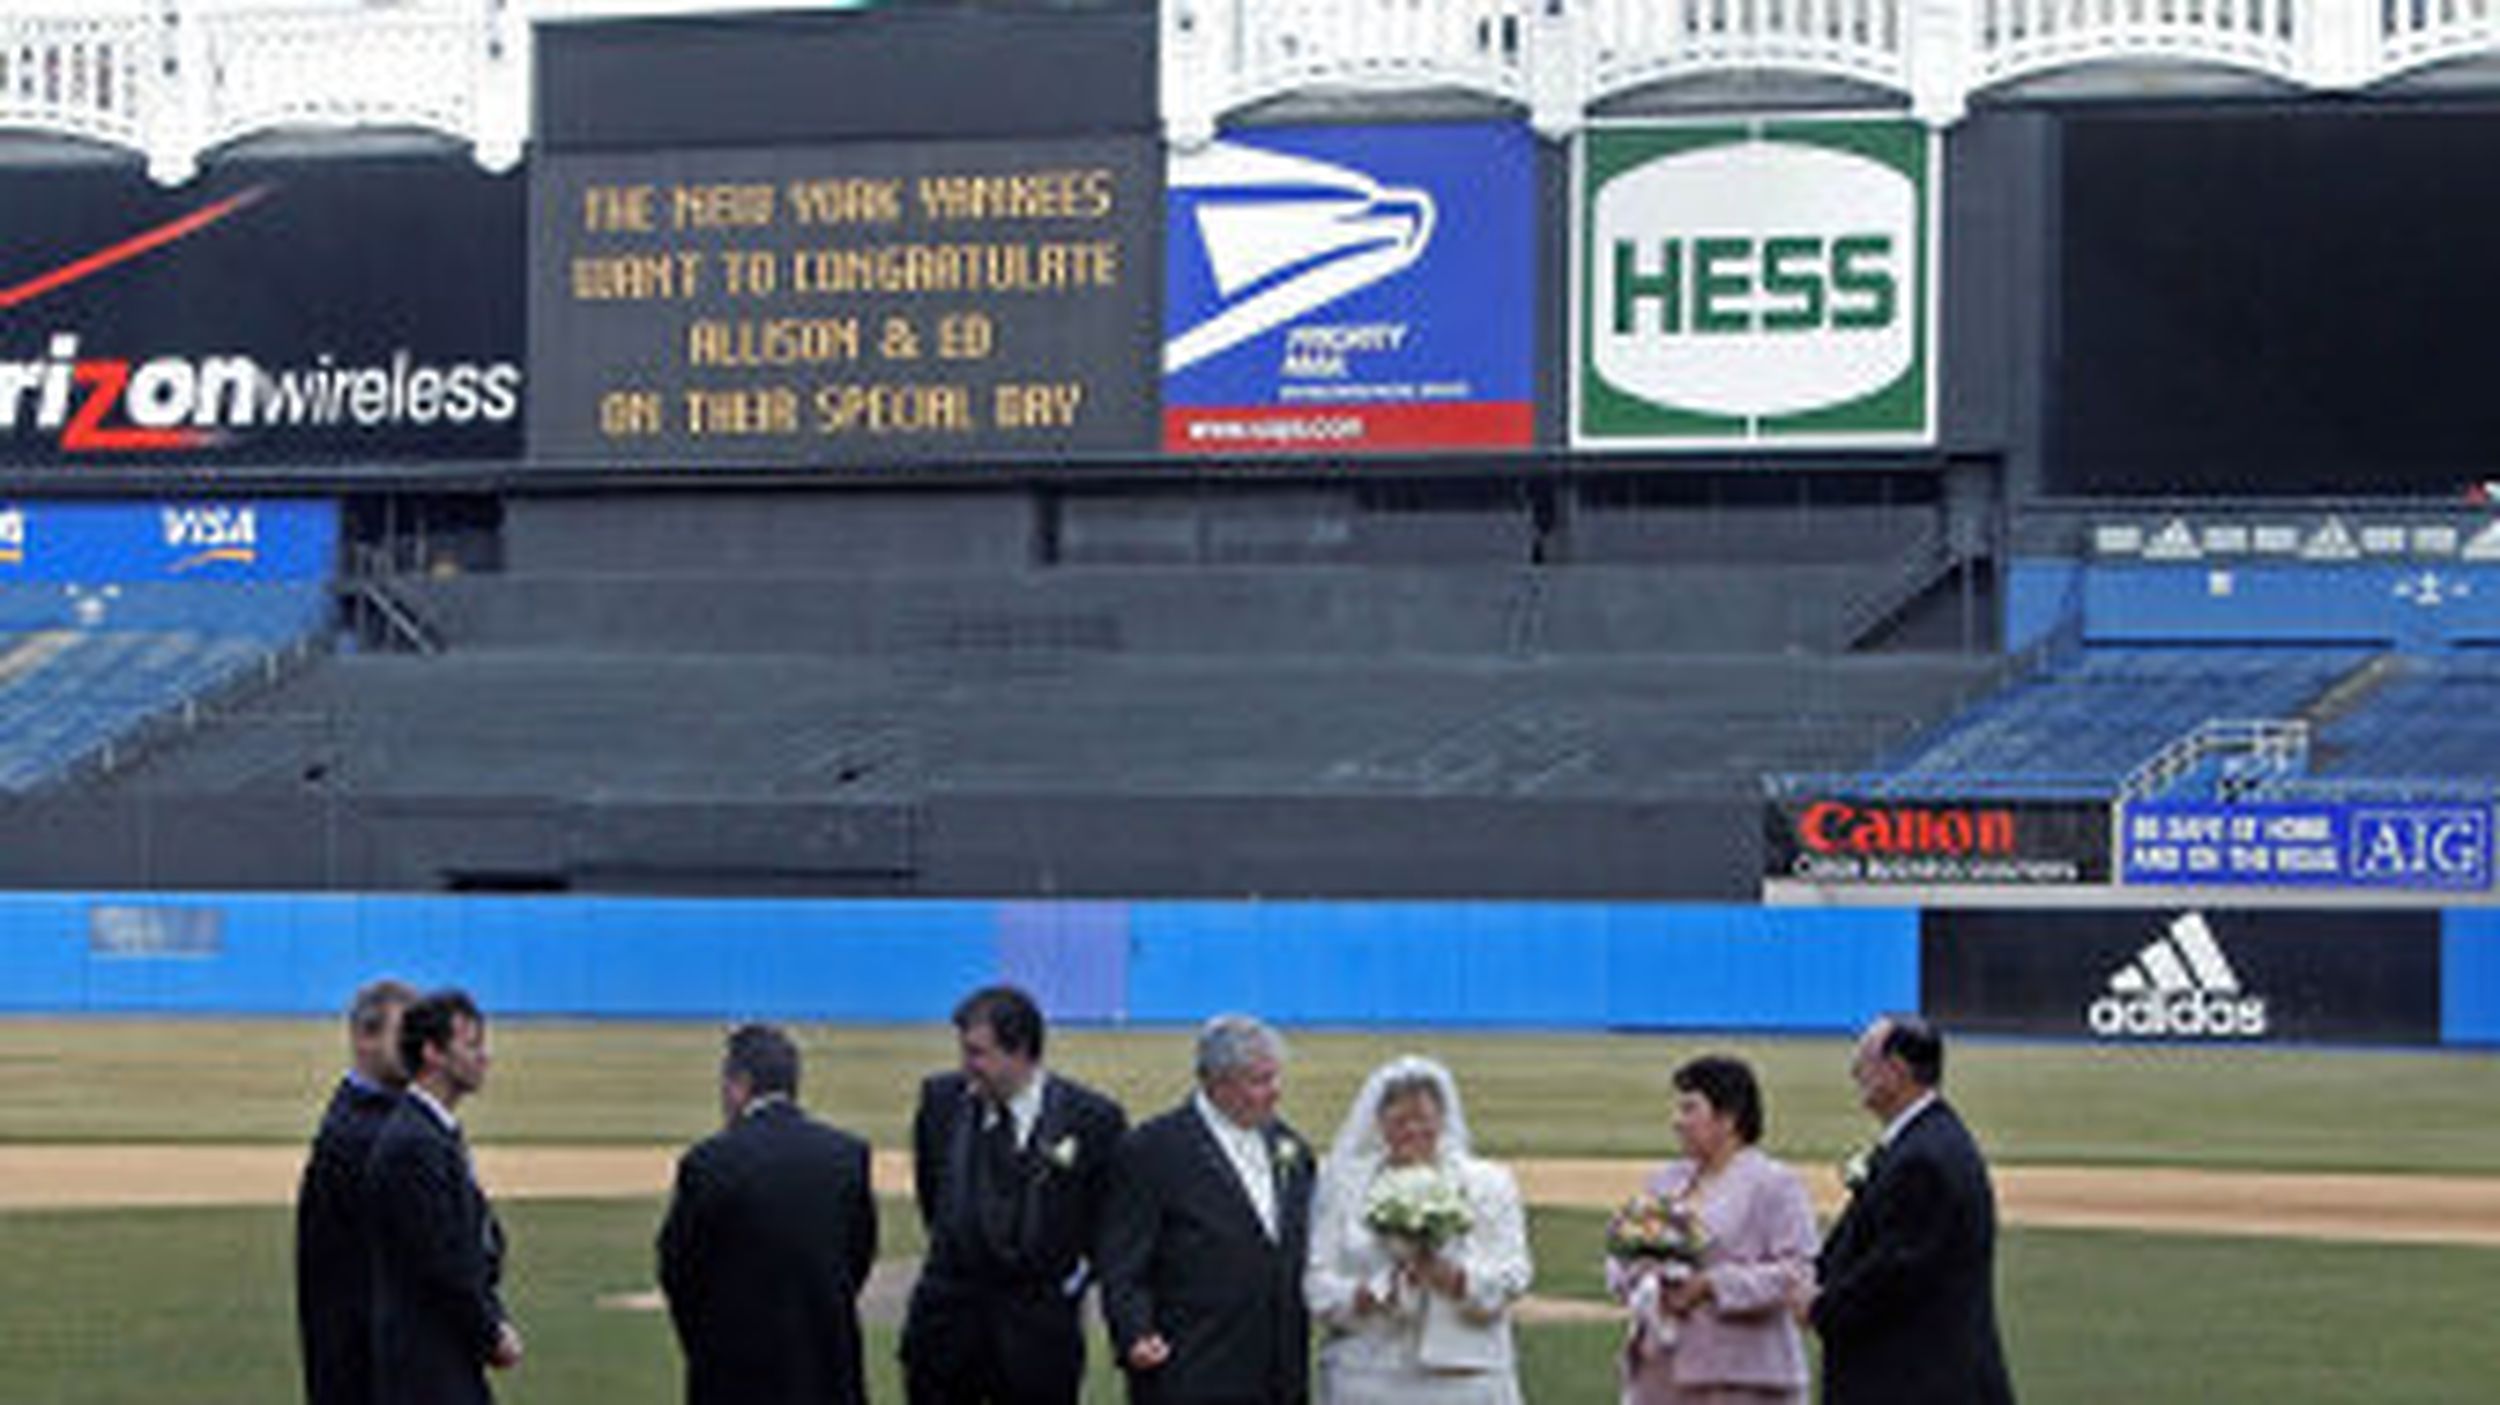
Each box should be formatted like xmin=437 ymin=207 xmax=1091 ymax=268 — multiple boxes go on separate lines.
xmin=1164 ymin=141 xmax=1435 ymax=375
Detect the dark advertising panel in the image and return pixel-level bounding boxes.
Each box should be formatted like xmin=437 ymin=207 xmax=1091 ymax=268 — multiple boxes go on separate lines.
xmin=1162 ymin=122 xmax=1535 ymax=454
xmin=1921 ymin=908 xmax=2441 ymax=1045
xmin=2122 ymin=800 xmax=2493 ymax=891
xmin=531 ymin=138 xmax=1158 ymax=469
xmin=1765 ymin=796 xmax=2111 ymax=885
xmin=0 ymin=157 xmax=522 ymax=466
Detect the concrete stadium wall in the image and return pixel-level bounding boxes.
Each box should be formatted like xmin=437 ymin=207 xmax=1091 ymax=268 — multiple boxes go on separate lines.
xmin=0 ymin=894 xmax=1910 ymax=1031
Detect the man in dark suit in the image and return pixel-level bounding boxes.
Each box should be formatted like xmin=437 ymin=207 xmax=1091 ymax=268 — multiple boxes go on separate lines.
xmin=296 ymin=978 xmax=416 ymax=1405
xmin=659 ymin=1023 xmax=880 ymax=1405
xmin=1810 ymin=1014 xmax=2017 ymax=1405
xmin=365 ymin=989 xmax=521 ymax=1405
xmin=903 ymin=986 xmax=1129 ymax=1405
xmin=1099 ymin=1014 xmax=1315 ymax=1405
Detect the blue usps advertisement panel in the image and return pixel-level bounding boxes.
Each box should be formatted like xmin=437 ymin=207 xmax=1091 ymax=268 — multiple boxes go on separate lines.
xmin=1163 ymin=122 xmax=1535 ymax=454
xmin=2122 ymin=800 xmax=2493 ymax=890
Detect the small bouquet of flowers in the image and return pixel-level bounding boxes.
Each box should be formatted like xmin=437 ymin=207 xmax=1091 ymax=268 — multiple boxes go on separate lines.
xmin=1363 ymin=1164 xmax=1474 ymax=1257
xmin=1607 ymin=1191 xmax=1710 ymax=1349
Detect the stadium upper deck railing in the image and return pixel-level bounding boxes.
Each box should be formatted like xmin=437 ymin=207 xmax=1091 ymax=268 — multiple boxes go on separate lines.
xmin=2 ymin=0 xmax=2497 ymax=181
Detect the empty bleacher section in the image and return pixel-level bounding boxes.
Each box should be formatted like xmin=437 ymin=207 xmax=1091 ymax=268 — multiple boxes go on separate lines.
xmin=47 ymin=487 xmax=2000 ymax=897
xmin=2301 ymin=654 xmax=2500 ymax=794
xmin=1846 ymin=647 xmax=2373 ymax=798
xmin=0 ymin=584 xmax=324 ymax=790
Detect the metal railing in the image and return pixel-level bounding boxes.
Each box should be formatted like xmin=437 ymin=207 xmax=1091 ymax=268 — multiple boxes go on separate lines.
xmin=2117 ymin=717 xmax=2310 ymax=804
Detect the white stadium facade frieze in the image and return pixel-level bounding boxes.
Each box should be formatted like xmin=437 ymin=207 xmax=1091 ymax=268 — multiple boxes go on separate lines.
xmin=3 ymin=0 xmax=2497 ymax=181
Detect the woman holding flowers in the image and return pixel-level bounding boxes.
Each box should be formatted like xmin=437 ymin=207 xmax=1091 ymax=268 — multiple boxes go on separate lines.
xmin=1305 ymin=1055 xmax=1532 ymax=1404
xmin=1609 ymin=1055 xmax=1818 ymax=1405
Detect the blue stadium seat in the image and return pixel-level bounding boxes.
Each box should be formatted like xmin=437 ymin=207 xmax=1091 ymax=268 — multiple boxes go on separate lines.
xmin=0 ymin=581 xmax=328 ymax=792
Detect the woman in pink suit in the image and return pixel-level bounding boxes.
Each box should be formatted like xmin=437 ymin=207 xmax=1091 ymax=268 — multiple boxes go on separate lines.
xmin=1609 ymin=1055 xmax=1818 ymax=1405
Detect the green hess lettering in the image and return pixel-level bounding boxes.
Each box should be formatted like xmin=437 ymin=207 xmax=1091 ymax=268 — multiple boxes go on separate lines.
xmin=1609 ymin=235 xmax=1896 ymax=336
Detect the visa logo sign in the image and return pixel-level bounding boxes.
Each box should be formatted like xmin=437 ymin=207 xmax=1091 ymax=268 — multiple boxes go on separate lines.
xmin=162 ymin=504 xmax=257 ymax=570
xmin=2348 ymin=806 xmax=2490 ymax=888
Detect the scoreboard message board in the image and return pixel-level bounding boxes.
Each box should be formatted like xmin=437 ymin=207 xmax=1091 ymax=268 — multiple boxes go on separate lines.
xmin=531 ymin=137 xmax=1158 ymax=469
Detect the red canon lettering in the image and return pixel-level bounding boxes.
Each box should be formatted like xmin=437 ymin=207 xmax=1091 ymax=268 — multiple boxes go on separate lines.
xmin=1797 ymin=801 xmax=2017 ymax=855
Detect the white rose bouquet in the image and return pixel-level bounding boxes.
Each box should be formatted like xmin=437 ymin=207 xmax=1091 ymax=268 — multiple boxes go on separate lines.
xmin=1363 ymin=1163 xmax=1473 ymax=1256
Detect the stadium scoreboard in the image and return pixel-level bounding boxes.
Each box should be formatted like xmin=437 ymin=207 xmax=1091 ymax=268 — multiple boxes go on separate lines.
xmin=530 ymin=137 xmax=1157 ymax=469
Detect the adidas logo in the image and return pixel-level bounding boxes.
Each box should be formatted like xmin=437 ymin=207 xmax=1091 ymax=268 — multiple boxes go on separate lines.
xmin=2084 ymin=912 xmax=2269 ymax=1039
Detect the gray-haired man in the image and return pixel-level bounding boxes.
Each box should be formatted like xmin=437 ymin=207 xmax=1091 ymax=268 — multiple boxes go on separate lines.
xmin=1098 ymin=1014 xmax=1315 ymax=1404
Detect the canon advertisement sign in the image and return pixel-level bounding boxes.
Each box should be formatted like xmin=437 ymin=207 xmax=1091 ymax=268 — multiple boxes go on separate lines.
xmin=1921 ymin=908 xmax=2441 ymax=1046
xmin=0 ymin=156 xmax=523 ymax=466
xmin=1765 ymin=797 xmax=2112 ymax=885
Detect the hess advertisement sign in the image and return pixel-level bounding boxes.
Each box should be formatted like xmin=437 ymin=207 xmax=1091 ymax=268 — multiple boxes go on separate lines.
xmin=1765 ymin=797 xmax=2112 ymax=886
xmin=1574 ymin=117 xmax=1934 ymax=449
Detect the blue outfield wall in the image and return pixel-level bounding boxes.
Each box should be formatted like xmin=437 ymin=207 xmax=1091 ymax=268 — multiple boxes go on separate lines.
xmin=2443 ymin=912 xmax=2500 ymax=1047
xmin=0 ymin=894 xmax=1915 ymax=1032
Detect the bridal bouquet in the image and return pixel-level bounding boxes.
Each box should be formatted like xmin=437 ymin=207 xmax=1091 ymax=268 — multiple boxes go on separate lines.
xmin=1607 ymin=1191 xmax=1709 ymax=1267
xmin=1363 ymin=1164 xmax=1474 ymax=1255
xmin=1608 ymin=1191 xmax=1709 ymax=1349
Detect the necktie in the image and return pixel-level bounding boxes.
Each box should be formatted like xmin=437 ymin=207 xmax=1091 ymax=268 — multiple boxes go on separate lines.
xmin=979 ymin=1108 xmax=1020 ymax=1247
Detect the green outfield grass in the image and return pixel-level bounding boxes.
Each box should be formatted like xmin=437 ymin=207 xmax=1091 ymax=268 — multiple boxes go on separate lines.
xmin=6 ymin=1197 xmax=2495 ymax=1405
xmin=2 ymin=1019 xmax=2497 ymax=1173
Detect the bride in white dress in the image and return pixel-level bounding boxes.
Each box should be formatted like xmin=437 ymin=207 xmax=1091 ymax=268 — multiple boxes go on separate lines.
xmin=1305 ymin=1055 xmax=1533 ymax=1405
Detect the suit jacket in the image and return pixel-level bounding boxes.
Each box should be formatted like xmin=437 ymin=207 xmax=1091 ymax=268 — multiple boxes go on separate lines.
xmin=658 ymin=1099 xmax=879 ymax=1405
xmin=1811 ymin=1100 xmax=2016 ymax=1405
xmin=904 ymin=1071 xmax=1128 ymax=1371
xmin=297 ymin=1075 xmax=400 ymax=1405
xmin=365 ymin=1096 xmax=507 ymax=1405
xmin=1098 ymin=1102 xmax=1316 ymax=1405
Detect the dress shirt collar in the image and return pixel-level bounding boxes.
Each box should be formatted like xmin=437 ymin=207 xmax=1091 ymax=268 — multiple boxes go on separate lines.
xmin=742 ymin=1091 xmax=794 ymax=1119
xmin=407 ymin=1084 xmax=461 ymax=1136
xmin=1880 ymin=1090 xmax=1939 ymax=1149
xmin=1003 ymin=1068 xmax=1047 ymax=1149
xmin=343 ymin=1067 xmax=393 ymax=1097
xmin=1193 ymin=1089 xmax=1278 ymax=1237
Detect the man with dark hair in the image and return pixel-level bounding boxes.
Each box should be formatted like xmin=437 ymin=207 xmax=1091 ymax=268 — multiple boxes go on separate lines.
xmin=660 ymin=1023 xmax=879 ymax=1405
xmin=902 ymin=986 xmax=1128 ymax=1405
xmin=1810 ymin=1014 xmax=2016 ymax=1405
xmin=296 ymin=978 xmax=417 ymax=1405
xmin=365 ymin=989 xmax=520 ymax=1405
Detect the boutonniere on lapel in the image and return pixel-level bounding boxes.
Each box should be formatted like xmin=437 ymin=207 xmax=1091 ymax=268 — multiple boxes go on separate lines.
xmin=1274 ymin=1137 xmax=1305 ymax=1175
xmin=1839 ymin=1142 xmax=1880 ymax=1195
xmin=1044 ymin=1134 xmax=1080 ymax=1171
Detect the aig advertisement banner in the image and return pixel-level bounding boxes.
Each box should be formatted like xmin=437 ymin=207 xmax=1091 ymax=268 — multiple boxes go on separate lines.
xmin=1162 ymin=123 xmax=1535 ymax=455
xmin=1922 ymin=908 xmax=2442 ymax=1046
xmin=531 ymin=138 xmax=1157 ymax=469
xmin=1765 ymin=795 xmax=2112 ymax=886
xmin=0 ymin=158 xmax=523 ymax=466
xmin=1574 ymin=117 xmax=1935 ymax=450
xmin=2122 ymin=800 xmax=2493 ymax=890
xmin=0 ymin=500 xmax=334 ymax=581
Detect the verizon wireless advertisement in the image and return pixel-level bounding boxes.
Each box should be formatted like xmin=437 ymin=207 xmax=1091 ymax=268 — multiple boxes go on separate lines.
xmin=0 ymin=156 xmax=523 ymax=466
